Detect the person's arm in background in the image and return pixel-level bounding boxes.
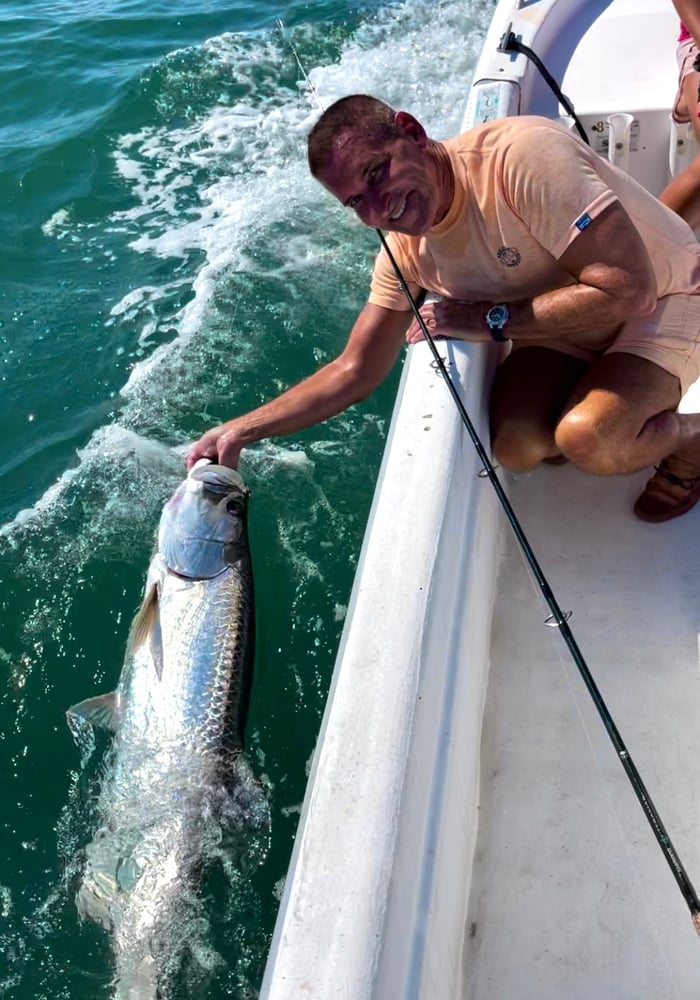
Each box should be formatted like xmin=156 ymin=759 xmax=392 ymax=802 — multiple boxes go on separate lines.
xmin=187 ymin=302 xmax=411 ymax=469
xmin=672 ymin=0 xmax=700 ymax=48
xmin=660 ymin=1 xmax=700 ymax=226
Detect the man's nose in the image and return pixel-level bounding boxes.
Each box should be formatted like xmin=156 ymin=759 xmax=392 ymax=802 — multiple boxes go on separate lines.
xmin=370 ymin=188 xmax=396 ymax=223
xmin=357 ymin=188 xmax=385 ymax=223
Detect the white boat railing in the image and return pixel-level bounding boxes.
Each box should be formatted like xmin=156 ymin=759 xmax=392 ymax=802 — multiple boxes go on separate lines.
xmin=260 ymin=335 xmax=503 ymax=999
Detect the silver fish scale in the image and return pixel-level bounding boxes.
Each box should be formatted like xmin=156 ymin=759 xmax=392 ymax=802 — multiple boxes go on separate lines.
xmin=122 ymin=559 xmax=254 ymax=755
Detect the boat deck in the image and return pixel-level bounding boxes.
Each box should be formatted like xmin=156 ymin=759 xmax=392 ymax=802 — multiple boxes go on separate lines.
xmin=464 ymin=5 xmax=700 ymax=991
xmin=463 ymin=456 xmax=700 ymax=998
xmin=464 ymin=3 xmax=700 ymax=992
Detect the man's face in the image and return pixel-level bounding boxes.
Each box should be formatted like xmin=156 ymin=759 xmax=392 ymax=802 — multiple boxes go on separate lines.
xmin=316 ymin=115 xmax=444 ymax=236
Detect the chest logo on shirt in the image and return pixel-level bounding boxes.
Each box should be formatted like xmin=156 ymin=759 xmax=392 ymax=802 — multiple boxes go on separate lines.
xmin=497 ymin=245 xmax=521 ymax=267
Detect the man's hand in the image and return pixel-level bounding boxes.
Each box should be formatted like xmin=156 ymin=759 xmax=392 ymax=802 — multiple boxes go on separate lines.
xmin=187 ymin=420 xmax=246 ymax=470
xmin=405 ymin=299 xmax=492 ymax=345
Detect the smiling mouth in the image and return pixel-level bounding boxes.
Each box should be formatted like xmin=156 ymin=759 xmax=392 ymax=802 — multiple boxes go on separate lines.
xmin=388 ymin=194 xmax=408 ymax=221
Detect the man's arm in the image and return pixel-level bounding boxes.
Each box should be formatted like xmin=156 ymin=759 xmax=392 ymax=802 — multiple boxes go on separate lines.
xmin=187 ymin=302 xmax=411 ymax=468
xmin=406 ymin=201 xmax=657 ymax=347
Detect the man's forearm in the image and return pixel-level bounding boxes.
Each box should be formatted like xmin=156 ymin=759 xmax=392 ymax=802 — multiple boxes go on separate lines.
xmin=507 ymin=280 xmax=651 ymax=344
xmin=414 ymin=280 xmax=655 ymax=348
xmin=187 ymin=360 xmax=377 ymax=469
xmin=188 ymin=301 xmax=411 ymax=468
xmin=223 ymin=357 xmax=374 ymax=448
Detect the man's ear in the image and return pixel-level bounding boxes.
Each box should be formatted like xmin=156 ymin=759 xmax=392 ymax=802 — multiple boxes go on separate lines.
xmin=394 ymin=111 xmax=428 ymax=146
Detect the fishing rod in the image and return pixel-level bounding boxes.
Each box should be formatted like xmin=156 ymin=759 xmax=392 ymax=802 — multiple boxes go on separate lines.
xmin=377 ymin=229 xmax=700 ymax=937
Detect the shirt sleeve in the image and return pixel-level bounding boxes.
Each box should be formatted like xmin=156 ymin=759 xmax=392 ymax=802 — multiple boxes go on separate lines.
xmin=368 ymin=238 xmax=422 ymax=311
xmin=501 ymin=122 xmax=619 ymax=260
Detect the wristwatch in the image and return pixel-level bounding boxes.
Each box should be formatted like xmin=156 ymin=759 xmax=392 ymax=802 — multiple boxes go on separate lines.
xmin=484 ymin=303 xmax=511 ymax=342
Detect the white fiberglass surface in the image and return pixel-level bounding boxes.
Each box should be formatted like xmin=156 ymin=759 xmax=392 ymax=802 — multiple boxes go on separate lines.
xmin=462 ymin=461 xmax=700 ymax=999
xmin=561 ymin=0 xmax=677 ymax=116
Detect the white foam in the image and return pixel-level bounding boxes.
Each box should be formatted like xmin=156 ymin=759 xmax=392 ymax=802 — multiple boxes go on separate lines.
xmin=41 ymin=207 xmax=72 ymax=237
xmin=244 ymin=441 xmax=315 ymax=474
xmin=106 ymin=0 xmax=487 ymax=395
xmin=0 ymin=431 xmax=317 ymax=543
xmin=309 ymin=0 xmax=490 ymax=133
xmin=0 ymin=425 xmax=182 ymax=540
xmin=1 ymin=467 xmax=81 ymax=538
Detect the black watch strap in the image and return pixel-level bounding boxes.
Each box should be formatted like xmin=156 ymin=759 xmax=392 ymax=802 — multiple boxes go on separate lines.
xmin=488 ymin=325 xmax=509 ymax=343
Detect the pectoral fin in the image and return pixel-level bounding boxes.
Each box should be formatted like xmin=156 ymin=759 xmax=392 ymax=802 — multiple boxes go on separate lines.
xmin=150 ymin=601 xmax=164 ymax=681
xmin=128 ymin=582 xmax=164 ymax=681
xmin=67 ymin=692 xmax=119 ymax=731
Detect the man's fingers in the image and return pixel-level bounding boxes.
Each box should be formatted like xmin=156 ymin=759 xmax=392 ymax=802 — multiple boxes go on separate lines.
xmin=218 ymin=434 xmax=244 ymax=469
xmin=186 ymin=438 xmax=218 ymax=469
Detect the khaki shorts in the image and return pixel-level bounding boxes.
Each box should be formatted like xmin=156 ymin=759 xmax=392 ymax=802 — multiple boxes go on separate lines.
xmin=514 ymin=294 xmax=700 ymax=397
xmin=673 ymin=37 xmax=699 ymax=123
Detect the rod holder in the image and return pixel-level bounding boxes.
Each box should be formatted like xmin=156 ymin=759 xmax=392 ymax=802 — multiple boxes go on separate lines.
xmin=669 ymin=117 xmax=694 ymax=179
xmin=606 ymin=112 xmax=634 ymax=172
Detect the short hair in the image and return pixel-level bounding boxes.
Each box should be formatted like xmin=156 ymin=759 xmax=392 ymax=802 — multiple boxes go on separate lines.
xmin=307 ymin=94 xmax=398 ymax=177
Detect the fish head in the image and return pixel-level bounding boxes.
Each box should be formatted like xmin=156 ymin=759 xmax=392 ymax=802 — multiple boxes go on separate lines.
xmin=158 ymin=461 xmax=250 ymax=579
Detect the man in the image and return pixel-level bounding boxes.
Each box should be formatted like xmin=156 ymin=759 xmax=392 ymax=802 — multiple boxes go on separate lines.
xmin=188 ymin=94 xmax=700 ymax=522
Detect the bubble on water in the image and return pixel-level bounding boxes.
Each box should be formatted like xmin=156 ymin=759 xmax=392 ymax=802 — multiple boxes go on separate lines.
xmin=273 ymin=876 xmax=286 ymax=902
xmin=41 ymin=207 xmax=72 ymax=237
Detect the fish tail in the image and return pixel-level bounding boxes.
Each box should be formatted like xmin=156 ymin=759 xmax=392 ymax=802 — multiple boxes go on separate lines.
xmin=113 ymin=954 xmax=159 ymax=1000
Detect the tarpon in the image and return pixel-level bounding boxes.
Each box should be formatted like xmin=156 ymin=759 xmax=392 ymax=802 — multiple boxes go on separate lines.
xmin=67 ymin=461 xmax=264 ymax=998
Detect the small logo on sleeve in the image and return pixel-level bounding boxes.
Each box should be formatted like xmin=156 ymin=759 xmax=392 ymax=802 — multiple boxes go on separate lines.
xmin=574 ymin=213 xmax=592 ymax=231
xmin=497 ymin=246 xmax=521 ymax=267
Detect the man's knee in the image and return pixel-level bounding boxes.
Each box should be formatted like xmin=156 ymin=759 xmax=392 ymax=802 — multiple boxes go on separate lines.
xmin=491 ymin=421 xmax=554 ymax=472
xmin=555 ymin=411 xmax=617 ymax=473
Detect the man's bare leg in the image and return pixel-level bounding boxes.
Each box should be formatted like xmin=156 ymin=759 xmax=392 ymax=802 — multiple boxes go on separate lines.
xmin=554 ymin=352 xmax=700 ymax=520
xmin=489 ymin=347 xmax=589 ymax=470
xmin=490 ymin=348 xmax=700 ymax=521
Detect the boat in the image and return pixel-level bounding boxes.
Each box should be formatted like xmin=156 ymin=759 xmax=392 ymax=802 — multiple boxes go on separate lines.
xmin=260 ymin=2 xmax=700 ymax=997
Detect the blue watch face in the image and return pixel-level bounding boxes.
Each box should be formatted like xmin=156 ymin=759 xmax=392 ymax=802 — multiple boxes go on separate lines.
xmin=487 ymin=304 xmax=509 ymax=328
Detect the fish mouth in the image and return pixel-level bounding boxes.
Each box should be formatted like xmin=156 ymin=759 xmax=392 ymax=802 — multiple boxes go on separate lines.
xmin=158 ymin=462 xmax=250 ymax=579
xmin=189 ymin=461 xmax=247 ymax=496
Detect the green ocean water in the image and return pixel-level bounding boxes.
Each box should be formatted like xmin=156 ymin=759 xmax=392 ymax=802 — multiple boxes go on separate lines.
xmin=0 ymin=1 xmax=494 ymax=995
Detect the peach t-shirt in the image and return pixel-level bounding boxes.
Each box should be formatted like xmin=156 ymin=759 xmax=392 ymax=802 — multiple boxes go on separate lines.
xmin=369 ymin=116 xmax=700 ymax=317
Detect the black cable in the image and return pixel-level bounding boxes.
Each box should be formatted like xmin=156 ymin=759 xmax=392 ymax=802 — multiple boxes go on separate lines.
xmin=498 ymin=29 xmax=590 ymax=146
xmin=376 ymin=227 xmax=700 ymax=935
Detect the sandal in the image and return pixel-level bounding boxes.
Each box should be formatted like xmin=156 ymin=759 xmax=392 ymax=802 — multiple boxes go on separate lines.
xmin=633 ymin=456 xmax=700 ymax=523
